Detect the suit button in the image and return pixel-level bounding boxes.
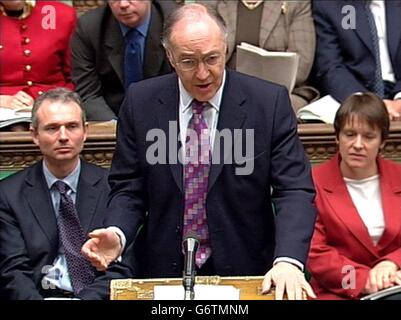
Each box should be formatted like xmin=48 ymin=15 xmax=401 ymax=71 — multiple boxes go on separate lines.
xmin=23 ymin=37 xmax=30 ymax=44
xmin=21 ymin=24 xmax=28 ymax=31
xmin=24 ymin=49 xmax=31 ymax=56
xmin=172 ymin=262 xmax=178 ymax=271
xmin=0 ymin=44 xmax=3 ymax=50
xmin=38 ymin=91 xmax=43 ymax=95
xmin=27 ymin=81 xmax=33 ymax=86
xmin=25 ymin=65 xmax=32 ymax=72
xmin=175 ymin=226 xmax=181 ymax=234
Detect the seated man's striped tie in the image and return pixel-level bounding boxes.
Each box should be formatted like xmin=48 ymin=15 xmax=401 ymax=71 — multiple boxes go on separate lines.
xmin=54 ymin=180 xmax=95 ymax=294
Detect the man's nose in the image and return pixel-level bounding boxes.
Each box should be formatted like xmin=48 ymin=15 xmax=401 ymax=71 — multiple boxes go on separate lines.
xmin=195 ymin=61 xmax=210 ymax=80
xmin=119 ymin=0 xmax=130 ymax=9
xmin=58 ymin=126 xmax=68 ymax=140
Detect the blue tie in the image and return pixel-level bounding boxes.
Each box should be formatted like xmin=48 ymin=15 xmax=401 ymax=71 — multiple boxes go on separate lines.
xmin=364 ymin=2 xmax=384 ymax=98
xmin=124 ymin=28 xmax=144 ymax=90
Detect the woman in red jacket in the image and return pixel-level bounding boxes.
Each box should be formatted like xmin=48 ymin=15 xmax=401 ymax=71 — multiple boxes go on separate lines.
xmin=0 ymin=0 xmax=76 ymax=110
xmin=308 ymin=92 xmax=401 ymax=300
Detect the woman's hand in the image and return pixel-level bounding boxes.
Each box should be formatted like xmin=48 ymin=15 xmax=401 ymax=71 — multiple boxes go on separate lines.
xmin=0 ymin=91 xmax=34 ymax=110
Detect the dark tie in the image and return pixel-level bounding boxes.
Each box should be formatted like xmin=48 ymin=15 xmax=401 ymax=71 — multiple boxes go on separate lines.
xmin=124 ymin=28 xmax=144 ymax=90
xmin=364 ymin=2 xmax=384 ymax=97
xmin=183 ymin=100 xmax=212 ymax=268
xmin=53 ymin=181 xmax=95 ymax=294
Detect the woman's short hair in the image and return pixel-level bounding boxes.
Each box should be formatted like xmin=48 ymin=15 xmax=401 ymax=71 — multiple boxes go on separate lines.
xmin=334 ymin=92 xmax=389 ymax=142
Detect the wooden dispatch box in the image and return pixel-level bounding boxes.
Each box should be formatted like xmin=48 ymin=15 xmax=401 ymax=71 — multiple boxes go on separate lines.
xmin=110 ymin=276 xmax=274 ymax=300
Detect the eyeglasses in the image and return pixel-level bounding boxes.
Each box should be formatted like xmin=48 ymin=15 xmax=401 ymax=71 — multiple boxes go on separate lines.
xmin=175 ymin=54 xmax=223 ymax=71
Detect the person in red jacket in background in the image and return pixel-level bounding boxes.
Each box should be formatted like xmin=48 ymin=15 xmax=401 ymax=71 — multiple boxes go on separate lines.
xmin=0 ymin=0 xmax=76 ymax=110
xmin=308 ymin=92 xmax=401 ymax=300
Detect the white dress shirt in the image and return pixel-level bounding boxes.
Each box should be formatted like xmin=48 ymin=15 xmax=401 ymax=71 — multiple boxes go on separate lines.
xmin=344 ymin=174 xmax=385 ymax=245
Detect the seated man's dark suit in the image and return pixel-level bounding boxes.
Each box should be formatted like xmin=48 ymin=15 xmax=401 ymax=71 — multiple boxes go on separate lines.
xmin=71 ymin=0 xmax=178 ymax=120
xmin=106 ymin=70 xmax=317 ymax=278
xmin=0 ymin=160 xmax=132 ymax=300
xmin=312 ymin=0 xmax=401 ymax=102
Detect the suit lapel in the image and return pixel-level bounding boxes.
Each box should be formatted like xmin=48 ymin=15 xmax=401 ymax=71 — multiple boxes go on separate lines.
xmin=208 ymin=71 xmax=246 ymax=192
xmin=143 ymin=4 xmax=165 ymax=78
xmin=75 ymin=162 xmax=101 ymax=235
xmin=323 ymin=156 xmax=378 ymax=256
xmin=105 ymin=15 xmax=124 ymax=85
xmin=259 ymin=1 xmax=283 ymax=48
xmin=376 ymin=159 xmax=401 ymax=251
xmin=25 ymin=162 xmax=59 ymax=247
xmin=156 ymin=75 xmax=183 ymax=192
xmin=385 ymin=0 xmax=401 ymax=67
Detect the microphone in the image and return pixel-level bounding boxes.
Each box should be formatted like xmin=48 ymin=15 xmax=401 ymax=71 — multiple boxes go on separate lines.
xmin=182 ymin=232 xmax=199 ymax=300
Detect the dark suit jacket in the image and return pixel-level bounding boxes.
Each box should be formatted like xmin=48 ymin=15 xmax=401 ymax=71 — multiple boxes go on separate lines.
xmin=71 ymin=0 xmax=178 ymax=120
xmin=105 ymin=70 xmax=316 ymax=278
xmin=0 ymin=160 xmax=132 ymax=300
xmin=308 ymin=154 xmax=401 ymax=300
xmin=312 ymin=0 xmax=401 ymax=102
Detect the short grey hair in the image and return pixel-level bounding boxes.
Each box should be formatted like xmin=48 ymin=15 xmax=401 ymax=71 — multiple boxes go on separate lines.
xmin=31 ymin=88 xmax=86 ymax=129
xmin=162 ymin=3 xmax=227 ymax=50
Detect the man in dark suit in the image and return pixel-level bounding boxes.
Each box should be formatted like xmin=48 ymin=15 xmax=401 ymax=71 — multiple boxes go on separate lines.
xmin=82 ymin=3 xmax=317 ymax=300
xmin=312 ymin=0 xmax=401 ymax=119
xmin=0 ymin=89 xmax=131 ymax=300
xmin=71 ymin=0 xmax=178 ymax=120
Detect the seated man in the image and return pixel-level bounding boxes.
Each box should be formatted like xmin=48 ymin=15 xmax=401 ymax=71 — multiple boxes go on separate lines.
xmin=312 ymin=0 xmax=401 ymax=119
xmin=71 ymin=0 xmax=179 ymax=120
xmin=0 ymin=88 xmax=131 ymax=300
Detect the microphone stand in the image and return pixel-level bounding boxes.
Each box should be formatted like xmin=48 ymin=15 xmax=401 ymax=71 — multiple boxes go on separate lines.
xmin=182 ymin=235 xmax=199 ymax=300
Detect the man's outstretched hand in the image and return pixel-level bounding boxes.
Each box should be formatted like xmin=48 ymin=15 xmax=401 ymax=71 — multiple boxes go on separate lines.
xmin=81 ymin=228 xmax=122 ymax=271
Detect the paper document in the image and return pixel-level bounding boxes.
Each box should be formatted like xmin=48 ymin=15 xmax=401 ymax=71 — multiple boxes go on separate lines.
xmin=236 ymin=42 xmax=299 ymax=92
xmin=0 ymin=107 xmax=31 ymax=128
xmin=360 ymin=285 xmax=401 ymax=300
xmin=154 ymin=284 xmax=240 ymax=300
xmin=296 ymin=95 xmax=341 ymax=124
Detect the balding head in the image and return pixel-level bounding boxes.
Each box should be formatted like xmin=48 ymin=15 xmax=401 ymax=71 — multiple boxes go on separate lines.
xmin=162 ymin=3 xmax=227 ymax=51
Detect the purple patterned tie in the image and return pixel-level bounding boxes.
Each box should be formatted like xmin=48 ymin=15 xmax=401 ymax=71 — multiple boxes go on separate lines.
xmin=183 ymin=100 xmax=212 ymax=268
xmin=54 ymin=181 xmax=95 ymax=294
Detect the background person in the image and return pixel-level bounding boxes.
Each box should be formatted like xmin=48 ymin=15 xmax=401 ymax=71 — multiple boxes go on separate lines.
xmin=308 ymin=92 xmax=401 ymax=300
xmin=71 ymin=0 xmax=178 ymax=120
xmin=0 ymin=0 xmax=76 ymax=110
xmin=197 ymin=0 xmax=319 ymax=111
xmin=312 ymin=0 xmax=401 ymax=119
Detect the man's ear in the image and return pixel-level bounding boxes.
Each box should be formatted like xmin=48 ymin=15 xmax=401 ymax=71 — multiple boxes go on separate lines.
xmin=30 ymin=126 xmax=39 ymax=147
xmin=166 ymin=49 xmax=175 ymax=69
xmin=83 ymin=122 xmax=89 ymax=142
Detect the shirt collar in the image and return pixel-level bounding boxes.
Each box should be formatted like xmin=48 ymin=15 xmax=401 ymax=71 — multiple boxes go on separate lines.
xmin=179 ymin=69 xmax=226 ymax=113
xmin=43 ymin=160 xmax=81 ymax=193
xmin=119 ymin=10 xmax=151 ymax=38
